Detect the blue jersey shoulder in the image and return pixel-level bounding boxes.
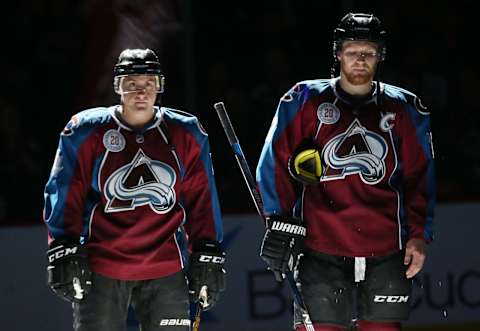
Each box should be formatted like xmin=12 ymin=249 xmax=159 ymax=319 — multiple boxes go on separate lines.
xmin=279 ymin=79 xmax=331 ymax=103
xmin=62 ymin=106 xmax=114 ymax=135
xmin=299 ymin=79 xmax=331 ymax=94
xmin=382 ymin=83 xmax=417 ymax=103
xmin=382 ymin=83 xmax=429 ymax=115
xmin=162 ymin=107 xmax=208 ymax=137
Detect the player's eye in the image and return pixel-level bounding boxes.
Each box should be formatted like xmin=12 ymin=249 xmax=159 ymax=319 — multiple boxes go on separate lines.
xmin=145 ymin=81 xmax=156 ymax=90
xmin=125 ymin=81 xmax=137 ymax=91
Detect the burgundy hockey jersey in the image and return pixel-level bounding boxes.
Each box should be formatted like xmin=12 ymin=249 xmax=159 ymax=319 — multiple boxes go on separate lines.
xmin=44 ymin=106 xmax=223 ymax=280
xmin=256 ymin=78 xmax=435 ymax=257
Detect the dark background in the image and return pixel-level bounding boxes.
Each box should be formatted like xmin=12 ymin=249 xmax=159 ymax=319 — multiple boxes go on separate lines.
xmin=1 ymin=0 xmax=478 ymax=224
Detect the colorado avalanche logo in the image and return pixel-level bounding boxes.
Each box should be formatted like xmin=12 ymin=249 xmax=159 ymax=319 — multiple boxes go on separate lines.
xmin=104 ymin=149 xmax=176 ymax=214
xmin=321 ymin=119 xmax=388 ymax=185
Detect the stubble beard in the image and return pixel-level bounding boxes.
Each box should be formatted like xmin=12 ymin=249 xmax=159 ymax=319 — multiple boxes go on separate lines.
xmin=344 ymin=72 xmax=373 ymax=85
xmin=342 ymin=66 xmax=375 ymax=85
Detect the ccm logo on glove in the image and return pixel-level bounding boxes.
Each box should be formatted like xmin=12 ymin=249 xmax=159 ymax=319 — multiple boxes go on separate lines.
xmin=198 ymin=254 xmax=225 ymax=264
xmin=48 ymin=246 xmax=79 ymax=263
xmin=373 ymin=295 xmax=409 ymax=303
xmin=271 ymin=221 xmax=306 ymax=236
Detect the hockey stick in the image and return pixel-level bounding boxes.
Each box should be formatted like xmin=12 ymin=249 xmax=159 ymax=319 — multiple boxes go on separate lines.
xmin=192 ymin=285 xmax=208 ymax=331
xmin=213 ymin=102 xmax=315 ymax=331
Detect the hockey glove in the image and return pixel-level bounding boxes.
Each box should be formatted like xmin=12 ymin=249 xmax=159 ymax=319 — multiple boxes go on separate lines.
xmin=188 ymin=240 xmax=226 ymax=310
xmin=260 ymin=215 xmax=306 ymax=281
xmin=46 ymin=239 xmax=92 ymax=303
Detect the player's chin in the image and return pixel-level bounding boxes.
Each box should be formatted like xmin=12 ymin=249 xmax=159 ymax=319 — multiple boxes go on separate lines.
xmin=134 ymin=102 xmax=151 ymax=111
xmin=349 ymin=72 xmax=373 ymax=85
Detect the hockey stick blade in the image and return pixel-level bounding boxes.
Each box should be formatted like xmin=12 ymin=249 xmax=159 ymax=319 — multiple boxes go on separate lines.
xmin=213 ymin=101 xmax=314 ymax=331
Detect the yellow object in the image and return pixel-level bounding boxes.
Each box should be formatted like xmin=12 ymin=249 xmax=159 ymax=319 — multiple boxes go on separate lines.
xmin=293 ymin=149 xmax=323 ymax=182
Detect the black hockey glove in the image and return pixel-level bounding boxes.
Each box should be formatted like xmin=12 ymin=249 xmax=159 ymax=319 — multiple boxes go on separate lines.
xmin=260 ymin=215 xmax=306 ymax=282
xmin=46 ymin=239 xmax=92 ymax=303
xmin=188 ymin=240 xmax=226 ymax=311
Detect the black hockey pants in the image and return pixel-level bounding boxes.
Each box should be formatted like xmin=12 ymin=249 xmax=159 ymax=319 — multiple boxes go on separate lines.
xmin=72 ymin=271 xmax=190 ymax=331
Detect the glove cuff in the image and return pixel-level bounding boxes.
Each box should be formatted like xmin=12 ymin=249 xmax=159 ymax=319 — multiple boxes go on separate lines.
xmin=47 ymin=239 xmax=87 ymax=264
xmin=190 ymin=240 xmax=226 ymax=265
xmin=192 ymin=240 xmax=223 ymax=253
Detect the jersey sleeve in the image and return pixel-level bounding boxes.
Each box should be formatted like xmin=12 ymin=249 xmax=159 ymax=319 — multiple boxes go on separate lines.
xmin=399 ymin=97 xmax=436 ymax=242
xmin=256 ymin=83 xmax=317 ymax=216
xmin=43 ymin=117 xmax=98 ymax=242
xmin=178 ymin=119 xmax=223 ymax=246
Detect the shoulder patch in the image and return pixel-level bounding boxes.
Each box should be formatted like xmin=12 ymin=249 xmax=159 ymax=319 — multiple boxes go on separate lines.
xmin=281 ymin=83 xmax=304 ymax=102
xmin=61 ymin=116 xmax=79 ymax=136
xmin=103 ymin=129 xmax=126 ymax=152
xmin=317 ymin=102 xmax=340 ymax=124
xmin=414 ymin=96 xmax=429 ymax=115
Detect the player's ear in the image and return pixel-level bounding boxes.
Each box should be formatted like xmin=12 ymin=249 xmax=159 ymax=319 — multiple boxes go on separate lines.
xmin=336 ymin=51 xmax=342 ymax=62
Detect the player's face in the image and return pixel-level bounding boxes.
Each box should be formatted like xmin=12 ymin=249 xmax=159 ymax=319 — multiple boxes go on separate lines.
xmin=120 ymin=75 xmax=158 ymax=126
xmin=337 ymin=41 xmax=380 ymax=85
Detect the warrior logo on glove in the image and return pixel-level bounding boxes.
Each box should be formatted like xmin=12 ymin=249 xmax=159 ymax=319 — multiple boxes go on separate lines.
xmin=260 ymin=216 xmax=306 ymax=281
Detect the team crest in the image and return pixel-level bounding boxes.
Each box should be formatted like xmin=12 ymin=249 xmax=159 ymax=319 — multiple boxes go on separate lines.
xmin=103 ymin=129 xmax=126 ymax=152
xmin=321 ymin=119 xmax=388 ymax=185
xmin=104 ymin=149 xmax=176 ymax=214
xmin=317 ymin=103 xmax=340 ymax=124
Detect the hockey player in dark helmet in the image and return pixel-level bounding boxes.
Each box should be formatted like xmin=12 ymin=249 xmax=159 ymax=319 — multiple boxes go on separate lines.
xmin=113 ymin=48 xmax=165 ymax=127
xmin=113 ymin=48 xmax=165 ymax=96
xmin=43 ymin=48 xmax=226 ymax=331
xmin=331 ymin=13 xmax=387 ymax=76
xmin=257 ymin=12 xmax=435 ymax=331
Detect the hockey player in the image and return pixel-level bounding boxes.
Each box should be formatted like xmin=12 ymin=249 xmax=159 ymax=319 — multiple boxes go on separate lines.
xmin=44 ymin=48 xmax=226 ymax=331
xmin=256 ymin=13 xmax=435 ymax=331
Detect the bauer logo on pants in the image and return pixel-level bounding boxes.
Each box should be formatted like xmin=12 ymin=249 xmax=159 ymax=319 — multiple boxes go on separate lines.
xmin=159 ymin=319 xmax=191 ymax=326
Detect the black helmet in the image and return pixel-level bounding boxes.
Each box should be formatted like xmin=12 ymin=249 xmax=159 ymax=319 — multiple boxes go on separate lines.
xmin=113 ymin=48 xmax=165 ymax=94
xmin=332 ymin=13 xmax=387 ymax=61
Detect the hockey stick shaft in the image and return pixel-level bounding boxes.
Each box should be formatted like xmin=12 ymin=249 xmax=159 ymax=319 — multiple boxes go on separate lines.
xmin=213 ymin=102 xmax=314 ymax=331
xmin=214 ymin=103 xmax=265 ymax=218
xmin=192 ymin=285 xmax=208 ymax=331
xmin=192 ymin=305 xmax=202 ymax=331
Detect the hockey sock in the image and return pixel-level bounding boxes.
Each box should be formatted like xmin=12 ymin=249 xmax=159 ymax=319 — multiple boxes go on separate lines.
xmin=357 ymin=319 xmax=401 ymax=331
